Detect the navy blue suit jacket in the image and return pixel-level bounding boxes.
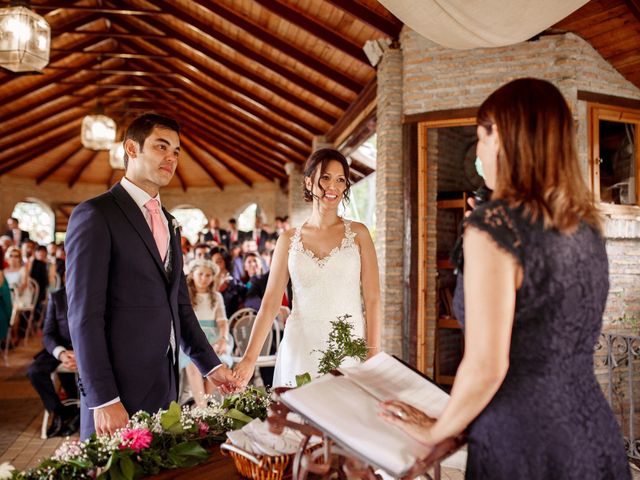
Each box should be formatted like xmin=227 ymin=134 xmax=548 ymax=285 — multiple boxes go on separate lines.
xmin=66 ymin=183 xmax=220 ymax=436
xmin=42 ymin=287 xmax=71 ymax=355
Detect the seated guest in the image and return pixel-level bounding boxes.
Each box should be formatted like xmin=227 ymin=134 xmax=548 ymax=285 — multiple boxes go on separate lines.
xmin=4 ymin=246 xmax=27 ymax=292
xmin=29 ymin=245 xmax=51 ymax=317
xmin=203 ymin=217 xmax=229 ymax=249
xmin=240 ymin=252 xmax=263 ymax=290
xmin=27 ymin=286 xmax=80 ymax=437
xmin=211 ymin=247 xmax=247 ymax=317
xmin=193 ymin=243 xmax=211 ymax=260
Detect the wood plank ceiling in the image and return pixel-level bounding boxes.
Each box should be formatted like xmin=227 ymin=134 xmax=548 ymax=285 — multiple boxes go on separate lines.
xmin=0 ymin=0 xmax=401 ymax=190
xmin=1 ymin=1 xmax=639 ymax=191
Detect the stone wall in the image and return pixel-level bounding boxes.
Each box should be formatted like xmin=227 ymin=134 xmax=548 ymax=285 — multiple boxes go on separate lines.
xmin=393 ymin=29 xmax=640 ymax=371
xmin=0 ymin=176 xmax=288 ymax=235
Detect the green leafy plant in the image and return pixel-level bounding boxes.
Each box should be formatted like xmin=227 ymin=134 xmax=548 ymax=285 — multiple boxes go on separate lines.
xmin=12 ymin=387 xmax=271 ymax=480
xmin=315 ymin=313 xmax=368 ymax=375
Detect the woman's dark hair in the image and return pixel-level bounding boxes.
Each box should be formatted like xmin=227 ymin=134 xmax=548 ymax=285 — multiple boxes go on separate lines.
xmin=477 ymin=78 xmax=601 ymax=233
xmin=210 ymin=246 xmax=232 ymax=273
xmin=303 ymin=148 xmax=351 ymax=204
xmin=123 ymin=112 xmax=181 ymax=169
xmin=0 ymin=246 xmax=4 ymax=272
xmin=241 ymin=252 xmax=261 ymax=283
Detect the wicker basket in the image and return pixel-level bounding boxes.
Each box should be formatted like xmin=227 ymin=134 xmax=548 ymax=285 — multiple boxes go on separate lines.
xmin=220 ymin=441 xmax=294 ymax=480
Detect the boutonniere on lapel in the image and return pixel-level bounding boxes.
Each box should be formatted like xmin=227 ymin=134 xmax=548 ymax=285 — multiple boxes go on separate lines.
xmin=171 ymin=218 xmax=181 ymax=236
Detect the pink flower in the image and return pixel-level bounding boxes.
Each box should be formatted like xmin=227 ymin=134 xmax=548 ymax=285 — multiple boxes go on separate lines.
xmin=198 ymin=422 xmax=209 ymax=438
xmin=119 ymin=428 xmax=153 ymax=452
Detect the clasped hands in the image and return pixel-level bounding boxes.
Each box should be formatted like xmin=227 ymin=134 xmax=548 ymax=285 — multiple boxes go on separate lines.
xmin=94 ymin=364 xmax=240 ymax=437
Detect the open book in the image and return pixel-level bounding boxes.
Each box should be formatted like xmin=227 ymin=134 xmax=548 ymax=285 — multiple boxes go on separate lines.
xmin=279 ymin=352 xmax=454 ymax=477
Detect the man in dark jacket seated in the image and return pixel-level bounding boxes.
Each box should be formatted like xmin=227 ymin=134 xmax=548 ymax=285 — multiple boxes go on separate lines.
xmin=27 ymin=286 xmax=79 ymax=437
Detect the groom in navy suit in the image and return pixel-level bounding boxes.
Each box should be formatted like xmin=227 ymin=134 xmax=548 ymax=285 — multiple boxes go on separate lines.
xmin=66 ymin=113 xmax=237 ymax=440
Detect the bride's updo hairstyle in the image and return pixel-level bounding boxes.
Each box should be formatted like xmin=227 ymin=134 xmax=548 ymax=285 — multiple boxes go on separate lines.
xmin=303 ymin=148 xmax=351 ymax=204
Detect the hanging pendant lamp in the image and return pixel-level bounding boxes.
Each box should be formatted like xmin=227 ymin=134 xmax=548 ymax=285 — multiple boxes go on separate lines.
xmin=0 ymin=2 xmax=50 ymax=73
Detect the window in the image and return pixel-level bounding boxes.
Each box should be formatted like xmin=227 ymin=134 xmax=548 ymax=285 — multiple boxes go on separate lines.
xmin=11 ymin=200 xmax=54 ymax=244
xmin=170 ymin=206 xmax=207 ymax=244
xmin=237 ymin=203 xmax=259 ymax=232
xmin=589 ymin=104 xmax=640 ymax=207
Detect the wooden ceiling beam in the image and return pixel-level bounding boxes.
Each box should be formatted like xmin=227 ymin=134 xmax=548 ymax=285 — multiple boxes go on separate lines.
xmin=252 ymin=0 xmax=370 ymax=66
xmin=45 ymin=66 xmax=178 ymax=77
xmin=112 ymin=18 xmax=332 ymax=131
xmin=0 ymin=53 xmax=114 ymax=109
xmin=183 ymin=126 xmax=277 ymax=184
xmin=129 ymin=57 xmax=311 ymax=156
xmin=0 ymin=118 xmax=82 ymax=165
xmin=128 ymin=74 xmax=306 ymax=165
xmin=0 ymin=127 xmax=79 ymax=176
xmin=34 ymin=5 xmax=166 ymax=15
xmin=193 ymin=0 xmax=363 ymax=93
xmin=112 ymin=13 xmax=342 ymax=121
xmin=68 ymin=151 xmax=101 ymax=188
xmin=1 ymin=79 xmax=127 ymax=139
xmin=53 ymin=30 xmax=169 ymax=40
xmin=50 ymin=48 xmax=170 ymax=59
xmin=180 ymin=127 xmax=253 ymax=187
xmin=174 ymin=107 xmax=289 ymax=178
xmin=179 ymin=141 xmax=224 ymax=191
xmin=323 ymin=0 xmax=402 ymax=38
xmin=181 ymin=117 xmax=284 ymax=182
xmin=114 ymin=2 xmax=349 ymax=110
xmin=624 ymin=0 xmax=640 ymax=23
xmin=36 ymin=142 xmax=85 ymax=184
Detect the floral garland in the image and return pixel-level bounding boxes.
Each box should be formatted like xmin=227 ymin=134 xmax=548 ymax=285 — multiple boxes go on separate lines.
xmin=6 ymin=387 xmax=270 ymax=480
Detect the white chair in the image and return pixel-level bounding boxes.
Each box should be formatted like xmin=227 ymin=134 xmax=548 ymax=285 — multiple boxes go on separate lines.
xmin=40 ymin=364 xmax=80 ymax=439
xmin=14 ymin=278 xmax=40 ymax=343
xmin=229 ymin=308 xmax=282 ymax=386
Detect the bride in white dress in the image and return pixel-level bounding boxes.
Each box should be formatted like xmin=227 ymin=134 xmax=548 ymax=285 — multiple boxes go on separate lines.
xmin=233 ymin=148 xmax=381 ymax=388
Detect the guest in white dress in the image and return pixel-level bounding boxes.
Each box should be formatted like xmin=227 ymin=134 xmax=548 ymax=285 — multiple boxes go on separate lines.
xmin=233 ymin=148 xmax=381 ymax=388
xmin=180 ymin=259 xmax=234 ymax=407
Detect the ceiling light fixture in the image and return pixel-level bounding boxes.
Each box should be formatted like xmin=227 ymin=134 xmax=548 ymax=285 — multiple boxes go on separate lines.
xmin=0 ymin=1 xmax=51 ymax=72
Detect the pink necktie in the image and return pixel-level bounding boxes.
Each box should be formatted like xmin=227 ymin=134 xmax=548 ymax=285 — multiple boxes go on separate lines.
xmin=144 ymin=199 xmax=168 ymax=261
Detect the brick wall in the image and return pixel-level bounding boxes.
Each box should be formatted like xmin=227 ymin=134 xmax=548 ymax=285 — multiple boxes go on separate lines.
xmin=394 ymin=29 xmax=640 ymax=373
xmin=0 ymin=176 xmax=288 ymax=235
xmin=376 ymin=45 xmax=404 ymax=356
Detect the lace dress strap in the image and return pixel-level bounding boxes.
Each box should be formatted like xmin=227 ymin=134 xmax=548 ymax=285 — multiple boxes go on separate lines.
xmin=343 ymin=219 xmax=357 ymax=247
xmin=289 ymin=225 xmax=303 ymax=253
xmin=464 ymin=200 xmax=523 ymax=266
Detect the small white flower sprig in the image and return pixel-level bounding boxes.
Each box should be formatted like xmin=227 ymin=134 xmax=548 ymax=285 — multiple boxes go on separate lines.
xmin=12 ymin=387 xmax=271 ymax=480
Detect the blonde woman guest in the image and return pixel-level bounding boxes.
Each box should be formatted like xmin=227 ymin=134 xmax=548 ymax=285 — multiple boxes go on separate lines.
xmin=181 ymin=259 xmax=233 ymax=407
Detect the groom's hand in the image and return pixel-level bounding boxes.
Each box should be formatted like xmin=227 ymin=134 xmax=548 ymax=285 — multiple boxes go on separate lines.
xmin=207 ymin=365 xmax=239 ymax=395
xmin=94 ymin=402 xmax=129 ymax=436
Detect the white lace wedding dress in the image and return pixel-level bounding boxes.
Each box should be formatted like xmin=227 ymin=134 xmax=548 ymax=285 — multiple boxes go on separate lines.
xmin=272 ymin=219 xmax=366 ymax=387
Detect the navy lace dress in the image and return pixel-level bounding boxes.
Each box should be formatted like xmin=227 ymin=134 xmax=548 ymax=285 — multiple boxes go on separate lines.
xmin=452 ymin=200 xmax=629 ymax=480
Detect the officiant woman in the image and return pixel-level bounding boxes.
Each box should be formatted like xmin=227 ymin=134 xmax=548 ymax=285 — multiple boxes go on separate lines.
xmin=381 ymin=78 xmax=629 ymax=479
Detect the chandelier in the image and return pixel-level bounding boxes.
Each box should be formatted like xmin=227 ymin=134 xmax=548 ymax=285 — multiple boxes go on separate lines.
xmin=109 ymin=141 xmax=125 ymax=170
xmin=0 ymin=3 xmax=50 ymax=73
xmin=81 ymin=113 xmax=117 ymax=150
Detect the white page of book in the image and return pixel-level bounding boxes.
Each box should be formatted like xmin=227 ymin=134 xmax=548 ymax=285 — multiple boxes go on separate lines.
xmin=281 ymin=375 xmax=432 ymax=477
xmin=339 ymin=352 xmax=450 ymax=418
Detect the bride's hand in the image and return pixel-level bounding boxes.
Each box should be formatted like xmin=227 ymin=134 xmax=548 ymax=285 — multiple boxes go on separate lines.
xmin=232 ymin=358 xmax=255 ymax=387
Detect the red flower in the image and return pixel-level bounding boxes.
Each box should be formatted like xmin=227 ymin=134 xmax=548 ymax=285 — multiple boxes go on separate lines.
xmin=198 ymin=422 xmax=209 ymax=438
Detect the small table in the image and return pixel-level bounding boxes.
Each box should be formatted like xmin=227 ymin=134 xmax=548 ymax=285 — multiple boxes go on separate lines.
xmin=147 ymin=446 xmax=242 ymax=480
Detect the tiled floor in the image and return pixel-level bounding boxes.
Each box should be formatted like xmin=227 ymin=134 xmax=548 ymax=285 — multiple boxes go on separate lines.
xmin=0 ymin=340 xmax=636 ymax=479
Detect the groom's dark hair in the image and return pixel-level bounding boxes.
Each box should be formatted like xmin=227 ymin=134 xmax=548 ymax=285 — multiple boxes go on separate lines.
xmin=303 ymin=148 xmax=351 ymax=204
xmin=123 ymin=113 xmax=180 ymax=169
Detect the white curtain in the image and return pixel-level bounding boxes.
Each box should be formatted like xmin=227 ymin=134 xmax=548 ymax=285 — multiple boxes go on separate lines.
xmin=378 ymin=0 xmax=589 ymax=49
